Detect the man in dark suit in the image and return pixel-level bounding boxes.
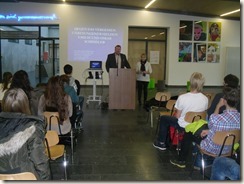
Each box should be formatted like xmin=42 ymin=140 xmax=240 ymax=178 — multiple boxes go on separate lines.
xmin=105 ymin=45 xmax=131 ymax=72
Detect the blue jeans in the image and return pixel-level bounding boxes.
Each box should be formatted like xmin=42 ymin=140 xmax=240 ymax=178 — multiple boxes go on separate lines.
xmin=210 ymin=157 xmax=240 ymax=180
xmin=157 ymin=115 xmax=183 ymax=143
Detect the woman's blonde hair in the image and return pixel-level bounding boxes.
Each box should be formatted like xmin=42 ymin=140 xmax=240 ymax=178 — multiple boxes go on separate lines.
xmin=190 ymin=72 xmax=205 ymax=92
xmin=2 ymin=88 xmax=31 ymax=115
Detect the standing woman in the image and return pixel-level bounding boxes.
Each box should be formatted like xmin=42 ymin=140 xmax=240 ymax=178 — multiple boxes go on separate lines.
xmin=136 ymin=53 xmax=152 ymax=106
xmin=0 ymin=72 xmax=12 ymax=101
xmin=38 ymin=76 xmax=72 ymax=135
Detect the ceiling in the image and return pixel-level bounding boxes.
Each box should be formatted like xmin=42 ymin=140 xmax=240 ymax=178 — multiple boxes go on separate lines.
xmin=2 ymin=0 xmax=241 ymax=20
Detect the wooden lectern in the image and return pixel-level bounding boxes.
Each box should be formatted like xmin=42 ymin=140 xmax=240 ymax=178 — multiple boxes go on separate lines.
xmin=109 ymin=68 xmax=136 ymax=110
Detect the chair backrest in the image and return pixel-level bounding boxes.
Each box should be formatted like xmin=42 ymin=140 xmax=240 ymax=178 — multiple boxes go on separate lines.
xmin=45 ymin=130 xmax=60 ymax=147
xmin=166 ymin=99 xmax=176 ymax=112
xmin=0 ymin=172 xmax=37 ymax=180
xmin=203 ymin=92 xmax=215 ymax=108
xmin=155 ymin=92 xmax=171 ymax=102
xmin=184 ymin=111 xmax=207 ymax=123
xmin=213 ymin=129 xmax=240 ymax=157
xmin=43 ymin=111 xmax=62 ymax=133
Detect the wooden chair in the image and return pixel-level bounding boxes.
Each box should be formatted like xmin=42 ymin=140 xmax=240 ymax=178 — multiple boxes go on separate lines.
xmin=194 ymin=129 xmax=240 ymax=179
xmin=203 ymin=92 xmax=215 ymax=108
xmin=0 ymin=172 xmax=37 ymax=180
xmin=147 ymin=91 xmax=171 ymax=128
xmin=43 ymin=111 xmax=76 ymax=159
xmin=45 ymin=130 xmax=67 ymax=180
xmin=155 ymin=99 xmax=176 ymax=135
xmin=174 ymin=111 xmax=207 ymax=154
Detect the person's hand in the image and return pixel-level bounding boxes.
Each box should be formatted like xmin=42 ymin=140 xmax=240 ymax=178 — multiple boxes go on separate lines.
xmin=200 ymin=129 xmax=209 ymax=138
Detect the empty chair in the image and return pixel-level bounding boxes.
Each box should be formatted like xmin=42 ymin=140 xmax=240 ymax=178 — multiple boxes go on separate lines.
xmin=147 ymin=91 xmax=171 ymax=127
xmin=155 ymin=99 xmax=177 ymax=135
xmin=45 ymin=130 xmax=67 ymax=180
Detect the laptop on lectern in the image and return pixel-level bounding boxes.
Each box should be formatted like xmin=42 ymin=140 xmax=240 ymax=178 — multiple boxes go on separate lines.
xmin=89 ymin=61 xmax=102 ymax=70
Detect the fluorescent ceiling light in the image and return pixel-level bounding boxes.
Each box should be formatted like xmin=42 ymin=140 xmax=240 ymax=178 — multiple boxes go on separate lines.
xmin=151 ymin=35 xmax=156 ymax=37
xmin=179 ymin=25 xmax=187 ymax=29
xmin=145 ymin=0 xmax=157 ymax=9
xmin=159 ymin=32 xmax=164 ymax=35
xmin=195 ymin=21 xmax=202 ymax=24
xmin=220 ymin=9 xmax=240 ymax=16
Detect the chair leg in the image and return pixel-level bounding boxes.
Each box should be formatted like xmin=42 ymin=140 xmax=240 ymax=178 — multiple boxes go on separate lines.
xmin=150 ymin=110 xmax=153 ymax=127
xmin=63 ymin=150 xmax=67 ymax=180
xmin=201 ymin=153 xmax=205 ymax=180
xmin=155 ymin=116 xmax=160 ymax=135
xmin=189 ymin=151 xmax=198 ymax=178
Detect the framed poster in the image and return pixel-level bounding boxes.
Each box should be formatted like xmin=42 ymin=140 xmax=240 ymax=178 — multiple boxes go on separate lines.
xmin=207 ymin=43 xmax=220 ymax=63
xmin=194 ymin=21 xmax=207 ymax=41
xmin=179 ymin=42 xmax=192 ymax=62
xmin=150 ymin=51 xmax=160 ymax=64
xmin=179 ymin=20 xmax=193 ymax=41
xmin=208 ymin=22 xmax=221 ymax=42
xmin=194 ymin=43 xmax=206 ymax=62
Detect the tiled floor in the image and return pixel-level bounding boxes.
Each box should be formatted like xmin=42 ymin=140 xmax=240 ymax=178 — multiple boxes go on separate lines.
xmin=51 ymin=86 xmax=221 ymax=181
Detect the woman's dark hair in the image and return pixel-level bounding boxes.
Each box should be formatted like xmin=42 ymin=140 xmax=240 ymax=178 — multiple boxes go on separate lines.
xmin=2 ymin=72 xmax=12 ymax=91
xmin=10 ymin=70 xmax=33 ymax=99
xmin=44 ymin=76 xmax=68 ymax=122
xmin=223 ymin=87 xmax=240 ymax=108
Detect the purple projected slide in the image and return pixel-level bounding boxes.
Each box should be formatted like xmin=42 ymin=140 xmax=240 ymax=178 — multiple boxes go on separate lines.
xmin=68 ymin=26 xmax=123 ymax=62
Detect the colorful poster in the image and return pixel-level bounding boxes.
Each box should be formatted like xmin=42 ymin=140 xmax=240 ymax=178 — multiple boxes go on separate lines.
xmin=179 ymin=20 xmax=193 ymax=41
xmin=194 ymin=21 xmax=207 ymax=41
xmin=193 ymin=43 xmax=206 ymax=62
xmin=208 ymin=22 xmax=221 ymax=42
xmin=207 ymin=43 xmax=220 ymax=63
xmin=179 ymin=42 xmax=192 ymax=62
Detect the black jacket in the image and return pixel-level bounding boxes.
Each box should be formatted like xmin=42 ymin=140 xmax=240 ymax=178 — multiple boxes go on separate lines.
xmin=105 ymin=53 xmax=131 ymax=72
xmin=0 ymin=112 xmax=50 ymax=180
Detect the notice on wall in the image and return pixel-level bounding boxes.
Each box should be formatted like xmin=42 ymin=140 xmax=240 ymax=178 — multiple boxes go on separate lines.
xmin=150 ymin=51 xmax=160 ymax=64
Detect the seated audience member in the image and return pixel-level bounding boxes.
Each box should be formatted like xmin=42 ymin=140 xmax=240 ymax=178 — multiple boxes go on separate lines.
xmin=207 ymin=74 xmax=239 ymax=119
xmin=60 ymin=74 xmax=84 ymax=115
xmin=170 ymin=87 xmax=240 ymax=168
xmin=10 ymin=70 xmax=40 ymax=115
xmin=210 ymin=157 xmax=240 ymax=180
xmin=63 ymin=64 xmax=78 ymax=93
xmin=153 ymin=72 xmax=208 ymax=151
xmin=0 ymin=72 xmax=12 ymax=101
xmin=60 ymin=74 xmax=79 ymax=104
xmin=0 ymin=88 xmax=50 ymax=180
xmin=38 ymin=76 xmax=72 ymax=135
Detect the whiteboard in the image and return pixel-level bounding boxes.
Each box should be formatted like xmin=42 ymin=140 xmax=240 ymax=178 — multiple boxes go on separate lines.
xmin=225 ymin=47 xmax=240 ymax=80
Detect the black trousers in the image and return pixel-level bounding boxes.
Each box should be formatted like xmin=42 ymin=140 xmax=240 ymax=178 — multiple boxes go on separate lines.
xmin=137 ymin=81 xmax=149 ymax=104
xmin=179 ymin=132 xmax=203 ymax=161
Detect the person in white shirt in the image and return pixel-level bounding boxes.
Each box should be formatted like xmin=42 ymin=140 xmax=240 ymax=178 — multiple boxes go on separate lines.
xmin=136 ymin=53 xmax=152 ymax=106
xmin=153 ymin=72 xmax=208 ymax=151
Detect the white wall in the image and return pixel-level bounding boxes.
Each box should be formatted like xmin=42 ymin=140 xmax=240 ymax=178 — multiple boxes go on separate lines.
xmin=0 ymin=2 xmax=240 ymax=86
